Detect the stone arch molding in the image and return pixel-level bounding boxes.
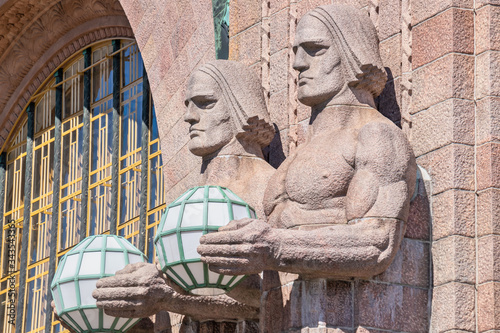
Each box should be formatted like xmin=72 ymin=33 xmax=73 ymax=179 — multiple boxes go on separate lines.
xmin=0 ymin=0 xmax=131 ymax=149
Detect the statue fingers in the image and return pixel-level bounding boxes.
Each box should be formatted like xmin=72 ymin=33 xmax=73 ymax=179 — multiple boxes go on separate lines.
xmin=115 ymin=262 xmax=149 ymax=275
xmin=219 ymin=218 xmax=256 ymax=231
xmin=93 ymin=286 xmax=155 ymax=302
xmin=96 ymin=275 xmax=138 ymax=288
xmin=197 ymin=244 xmax=263 ymax=257
xmin=99 ymin=300 xmax=151 ymax=318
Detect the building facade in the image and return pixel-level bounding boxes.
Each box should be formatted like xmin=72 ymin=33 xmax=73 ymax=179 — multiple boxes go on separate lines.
xmin=0 ymin=0 xmax=498 ymax=332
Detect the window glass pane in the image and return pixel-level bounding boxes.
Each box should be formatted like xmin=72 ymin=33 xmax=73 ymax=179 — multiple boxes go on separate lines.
xmin=92 ymin=44 xmax=113 ymax=102
xmin=122 ymin=43 xmax=144 ymax=87
xmin=0 ymin=276 xmax=19 ymax=333
xmin=63 ymin=57 xmax=84 ymax=119
xmin=59 ymin=196 xmax=82 ymax=251
xmin=120 ymin=169 xmax=141 ymax=225
xmin=35 ymin=86 xmax=56 ymax=134
xmin=24 ymin=261 xmax=49 ymax=333
xmin=89 ymin=185 xmax=111 ymax=236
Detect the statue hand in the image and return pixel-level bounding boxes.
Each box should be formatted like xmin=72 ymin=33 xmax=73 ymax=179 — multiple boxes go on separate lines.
xmin=198 ymin=218 xmax=278 ymax=275
xmin=93 ymin=262 xmax=176 ymax=318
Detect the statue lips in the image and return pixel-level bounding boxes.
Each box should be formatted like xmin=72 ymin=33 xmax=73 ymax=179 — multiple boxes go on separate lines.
xmin=298 ymin=76 xmax=312 ymax=86
xmin=189 ymin=128 xmax=204 ymax=138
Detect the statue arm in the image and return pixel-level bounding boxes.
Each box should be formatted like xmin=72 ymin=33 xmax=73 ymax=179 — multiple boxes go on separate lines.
xmin=199 ymin=122 xmax=416 ymax=278
xmin=93 ymin=262 xmax=259 ymax=320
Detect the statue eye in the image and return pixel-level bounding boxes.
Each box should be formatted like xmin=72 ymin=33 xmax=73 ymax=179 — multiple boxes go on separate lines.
xmin=303 ymin=42 xmax=328 ymax=56
xmin=193 ymin=97 xmax=217 ymax=110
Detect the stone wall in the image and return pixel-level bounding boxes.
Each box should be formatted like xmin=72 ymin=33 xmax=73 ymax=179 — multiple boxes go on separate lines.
xmin=221 ymin=0 xmax=497 ymax=332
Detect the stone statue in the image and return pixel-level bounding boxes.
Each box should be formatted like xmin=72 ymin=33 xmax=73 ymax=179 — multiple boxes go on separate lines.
xmin=197 ymin=4 xmax=417 ymax=326
xmin=92 ymin=60 xmax=275 ymax=324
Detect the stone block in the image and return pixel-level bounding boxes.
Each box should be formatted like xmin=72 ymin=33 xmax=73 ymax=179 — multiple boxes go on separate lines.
xmin=476 ymin=51 xmax=500 ymax=100
xmin=133 ymin=4 xmax=161 ymax=47
xmin=478 ymin=235 xmax=500 ymax=284
xmin=185 ymin=16 xmax=216 ymax=69
xmin=476 ymin=0 xmax=500 ymax=9
xmin=411 ymin=99 xmax=474 ymax=156
xmin=297 ymin=0 xmax=335 ymax=19
xmin=229 ymin=0 xmax=262 ymax=37
xmin=356 ymin=282 xmax=428 ymax=332
xmin=412 ymin=54 xmax=474 ymax=114
xmin=413 ymin=8 xmax=473 ymax=69
xmin=476 ymin=142 xmax=500 ymax=191
xmin=270 ymin=49 xmax=288 ymax=94
xmin=147 ymin=45 xmax=172 ymax=93
xmin=263 ymin=279 xmax=354 ymax=331
xmin=432 ymin=189 xmax=475 ymax=240
xmin=270 ymin=0 xmax=289 ymax=14
xmin=160 ymin=117 xmax=190 ymax=161
xmin=190 ymin=0 xmax=214 ymax=22
xmin=229 ymin=24 xmax=261 ymax=66
xmin=476 ymin=5 xmax=500 ymax=54
xmin=477 ymin=188 xmax=500 ymax=236
xmin=379 ymin=34 xmax=401 ymax=78
xmin=294 ymin=119 xmax=309 ymax=147
xmin=170 ymin=7 xmax=197 ymax=60
xmin=377 ymin=238 xmax=430 ymax=288
xmin=270 ymin=8 xmax=289 ymax=54
xmin=478 ymin=282 xmax=500 ymax=332
xmin=412 ymin=0 xmax=473 ymax=26
xmin=432 ymin=235 xmax=476 ymax=286
xmin=142 ymin=36 xmax=160 ymax=75
xmin=477 ymin=96 xmax=500 ymax=145
xmin=269 ymin=88 xmax=289 ymax=130
xmin=378 ymin=0 xmax=401 ymax=40
xmin=416 ymin=144 xmax=474 ymax=195
xmin=431 ymin=282 xmax=475 ymax=332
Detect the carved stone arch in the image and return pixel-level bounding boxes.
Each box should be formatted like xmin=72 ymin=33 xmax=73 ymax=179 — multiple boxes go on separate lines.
xmin=0 ymin=0 xmax=130 ymax=149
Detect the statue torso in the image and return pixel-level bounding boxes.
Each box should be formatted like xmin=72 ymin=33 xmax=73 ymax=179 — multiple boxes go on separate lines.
xmin=264 ymin=106 xmax=394 ymax=229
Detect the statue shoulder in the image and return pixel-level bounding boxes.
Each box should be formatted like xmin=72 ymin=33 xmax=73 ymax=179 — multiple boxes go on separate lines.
xmin=356 ymin=120 xmax=416 ymax=178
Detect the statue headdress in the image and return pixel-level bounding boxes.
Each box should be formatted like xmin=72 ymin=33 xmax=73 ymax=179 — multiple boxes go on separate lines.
xmin=307 ymin=5 xmax=387 ymax=97
xmin=197 ymin=60 xmax=275 ymax=148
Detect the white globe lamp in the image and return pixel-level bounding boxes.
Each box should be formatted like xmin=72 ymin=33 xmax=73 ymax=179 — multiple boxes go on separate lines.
xmin=154 ymin=186 xmax=256 ymax=296
xmin=51 ymin=235 xmax=147 ymax=332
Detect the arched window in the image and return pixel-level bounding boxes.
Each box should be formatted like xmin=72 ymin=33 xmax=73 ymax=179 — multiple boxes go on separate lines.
xmin=0 ymin=39 xmax=165 ymax=333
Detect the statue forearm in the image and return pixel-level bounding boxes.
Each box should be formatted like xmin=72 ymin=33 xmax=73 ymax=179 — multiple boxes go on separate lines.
xmin=168 ymin=293 xmax=259 ymax=321
xmin=270 ymin=218 xmax=405 ymax=278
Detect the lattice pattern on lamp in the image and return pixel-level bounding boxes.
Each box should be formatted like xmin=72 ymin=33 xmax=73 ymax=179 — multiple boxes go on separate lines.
xmin=154 ymin=186 xmax=255 ymax=296
xmin=51 ymin=235 xmax=147 ymax=332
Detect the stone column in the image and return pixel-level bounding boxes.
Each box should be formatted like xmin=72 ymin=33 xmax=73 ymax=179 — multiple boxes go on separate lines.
xmin=410 ymin=2 xmax=476 ymax=332
xmin=475 ymin=1 xmax=500 ymax=332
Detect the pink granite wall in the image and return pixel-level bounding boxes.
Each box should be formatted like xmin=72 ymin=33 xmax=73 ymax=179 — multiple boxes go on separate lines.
xmin=227 ymin=0 xmax=431 ymax=332
xmin=475 ymin=1 xmax=500 ymax=332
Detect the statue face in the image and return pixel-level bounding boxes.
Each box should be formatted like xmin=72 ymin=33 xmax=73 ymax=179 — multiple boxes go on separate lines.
xmin=293 ymin=14 xmax=344 ymax=107
xmin=184 ymin=71 xmax=235 ymax=156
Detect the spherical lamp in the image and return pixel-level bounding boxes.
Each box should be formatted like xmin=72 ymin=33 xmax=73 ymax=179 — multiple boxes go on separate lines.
xmin=154 ymin=186 xmax=256 ymax=296
xmin=51 ymin=235 xmax=147 ymax=332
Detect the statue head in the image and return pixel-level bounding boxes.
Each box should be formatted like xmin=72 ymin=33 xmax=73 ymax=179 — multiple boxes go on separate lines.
xmin=184 ymin=60 xmax=274 ymax=157
xmin=293 ymin=4 xmax=387 ymax=107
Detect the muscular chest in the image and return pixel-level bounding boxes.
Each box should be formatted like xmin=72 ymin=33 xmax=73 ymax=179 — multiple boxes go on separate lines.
xmin=285 ymin=133 xmax=356 ymax=205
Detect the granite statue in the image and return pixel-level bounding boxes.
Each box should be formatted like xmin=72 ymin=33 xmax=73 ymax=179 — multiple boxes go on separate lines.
xmin=198 ymin=4 xmax=417 ymax=283
xmin=92 ymin=60 xmax=276 ymax=322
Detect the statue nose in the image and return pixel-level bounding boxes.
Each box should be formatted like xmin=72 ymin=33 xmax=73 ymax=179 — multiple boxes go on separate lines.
xmin=293 ymin=47 xmax=308 ymax=72
xmin=184 ymin=104 xmax=200 ymax=124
